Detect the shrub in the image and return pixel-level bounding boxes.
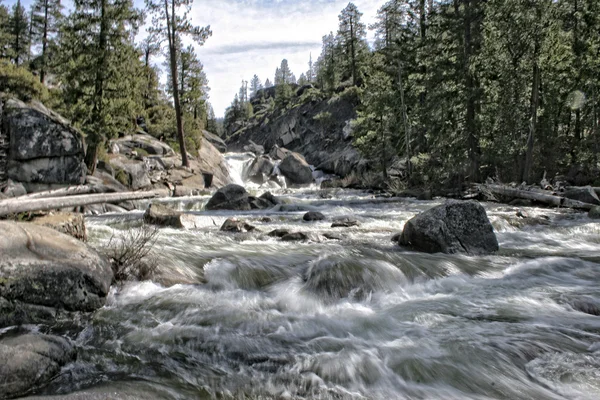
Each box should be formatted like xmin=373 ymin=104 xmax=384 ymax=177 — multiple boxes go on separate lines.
xmin=100 ymin=224 xmax=160 ymax=284
xmin=0 ymin=60 xmax=48 ymax=101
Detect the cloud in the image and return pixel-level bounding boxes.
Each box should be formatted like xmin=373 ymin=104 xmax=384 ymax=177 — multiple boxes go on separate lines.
xmin=190 ymin=0 xmax=383 ymax=117
xmin=202 ymin=41 xmax=321 ymax=56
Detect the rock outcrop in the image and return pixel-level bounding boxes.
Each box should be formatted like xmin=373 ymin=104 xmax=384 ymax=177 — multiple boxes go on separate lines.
xmin=203 ymin=130 xmax=227 ymax=153
xmin=31 ymin=212 xmax=87 ymax=241
xmin=397 ymin=200 xmax=499 ymax=255
xmin=112 ymin=133 xmax=175 ymax=157
xmin=0 ymin=334 xmax=76 ymax=399
xmin=226 ymin=87 xmax=368 ymax=178
xmin=1 ymin=97 xmax=86 ymax=191
xmin=0 ymin=221 xmax=113 ymax=327
xmin=245 ymin=155 xmax=275 ymax=185
xmin=205 ymin=184 xmax=278 ymax=211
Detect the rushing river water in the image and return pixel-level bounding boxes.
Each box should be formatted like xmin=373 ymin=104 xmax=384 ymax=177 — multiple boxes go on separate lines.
xmin=30 ymin=154 xmax=600 ymax=399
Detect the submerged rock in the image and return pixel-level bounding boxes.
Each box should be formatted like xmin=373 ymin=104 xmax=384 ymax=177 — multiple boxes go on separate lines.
xmin=397 ymin=200 xmax=499 ymax=255
xmin=331 ymin=216 xmax=360 ymax=228
xmin=220 ymin=218 xmax=256 ymax=233
xmin=303 ymin=211 xmax=325 ymax=221
xmin=0 ymin=334 xmax=76 ymax=399
xmin=281 ymin=232 xmax=310 ymax=241
xmin=0 ymin=221 xmax=113 ymax=326
xmin=302 ymin=257 xmax=405 ymax=300
xmin=279 ymin=152 xmax=313 ymax=185
xmin=143 ymin=203 xmax=199 ymax=229
xmin=268 ymin=229 xmax=290 ymax=238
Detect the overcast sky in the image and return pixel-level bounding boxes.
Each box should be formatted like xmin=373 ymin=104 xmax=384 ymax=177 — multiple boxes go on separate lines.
xmin=6 ymin=0 xmax=383 ymax=117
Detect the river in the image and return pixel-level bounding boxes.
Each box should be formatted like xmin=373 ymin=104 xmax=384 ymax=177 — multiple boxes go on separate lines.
xmin=31 ymin=154 xmax=600 ymax=399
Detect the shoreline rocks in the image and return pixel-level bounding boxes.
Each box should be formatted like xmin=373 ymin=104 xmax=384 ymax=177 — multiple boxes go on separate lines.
xmin=0 ymin=221 xmax=113 ymax=325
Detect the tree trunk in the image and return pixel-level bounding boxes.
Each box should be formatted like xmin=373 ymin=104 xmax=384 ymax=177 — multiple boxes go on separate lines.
xmin=40 ymin=0 xmax=49 ymax=84
xmin=165 ymin=0 xmax=189 ymax=167
xmin=398 ymin=61 xmax=411 ymax=176
xmin=87 ymin=0 xmax=109 ymax=175
xmin=479 ymin=184 xmax=595 ymax=210
xmin=0 ymin=191 xmax=157 ymax=217
xmin=523 ymin=42 xmax=540 ymax=183
xmin=463 ymin=0 xmax=480 ymax=182
xmin=4 ymin=185 xmax=96 ymax=201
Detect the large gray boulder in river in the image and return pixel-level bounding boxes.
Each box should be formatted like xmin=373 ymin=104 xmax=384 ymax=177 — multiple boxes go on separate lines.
xmin=397 ymin=200 xmax=499 ymax=255
xmin=205 ymin=184 xmax=278 ymax=211
xmin=0 ymin=334 xmax=76 ymax=399
xmin=278 ymin=152 xmax=313 ymax=185
xmin=0 ymin=221 xmax=113 ymax=327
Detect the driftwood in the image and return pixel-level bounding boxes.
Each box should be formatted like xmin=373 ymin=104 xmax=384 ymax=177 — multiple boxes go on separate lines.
xmin=3 ymin=185 xmax=97 ymax=201
xmin=477 ymin=184 xmax=595 ymax=210
xmin=0 ymin=191 xmax=157 ymax=216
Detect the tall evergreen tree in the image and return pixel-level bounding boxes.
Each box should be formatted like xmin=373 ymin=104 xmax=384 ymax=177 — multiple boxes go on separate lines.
xmin=264 ymin=78 xmax=272 ymax=88
xmin=146 ymin=0 xmax=211 ymax=167
xmin=56 ymin=0 xmax=143 ymax=173
xmin=30 ymin=0 xmax=63 ymax=83
xmin=337 ymin=2 xmax=368 ymax=86
xmin=250 ymin=74 xmax=262 ymax=97
xmin=0 ymin=2 xmax=11 ymax=59
xmin=9 ymin=0 xmax=29 ymax=65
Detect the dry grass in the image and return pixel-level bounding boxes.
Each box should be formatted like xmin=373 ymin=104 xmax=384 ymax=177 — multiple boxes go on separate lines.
xmin=100 ymin=224 xmax=160 ymax=284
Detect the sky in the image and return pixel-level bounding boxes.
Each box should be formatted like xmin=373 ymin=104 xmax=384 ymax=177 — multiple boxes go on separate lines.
xmin=5 ymin=0 xmax=383 ymax=117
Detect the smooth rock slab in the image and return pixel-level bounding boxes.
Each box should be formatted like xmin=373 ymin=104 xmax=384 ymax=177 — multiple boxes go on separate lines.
xmin=0 ymin=334 xmax=75 ymax=399
xmin=397 ymin=200 xmax=498 ymax=255
xmin=0 ymin=221 xmax=113 ymax=316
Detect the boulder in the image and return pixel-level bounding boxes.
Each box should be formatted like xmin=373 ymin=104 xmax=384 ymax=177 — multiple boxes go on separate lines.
xmin=143 ymin=203 xmax=199 ymax=229
xmin=279 ymin=152 xmax=313 ymax=185
xmin=108 ymin=155 xmax=151 ymax=190
xmin=303 ymin=211 xmax=325 ymax=221
xmin=589 ymin=206 xmax=600 ymax=219
xmin=31 ymin=212 xmax=87 ymax=241
xmin=205 ymin=184 xmax=251 ymax=211
xmin=0 ymin=334 xmax=76 ymax=399
xmin=203 ymin=130 xmax=227 ymax=153
xmin=245 ymin=155 xmax=275 ymax=185
xmin=1 ymin=179 xmax=26 ymax=197
xmin=259 ymin=191 xmax=280 ymax=205
xmin=269 ymin=145 xmax=291 ymax=161
xmin=331 ymin=216 xmax=360 ymax=228
xmin=563 ymin=186 xmax=600 ymax=206
xmin=0 ymin=221 xmax=113 ymax=326
xmin=192 ymin=137 xmax=233 ymax=188
xmin=220 ymin=218 xmax=256 ymax=233
xmin=243 ymin=140 xmax=264 ymax=156
xmin=397 ymin=200 xmax=499 ymax=255
xmin=111 ymin=133 xmax=174 ymax=157
xmin=248 ymin=196 xmax=276 ymax=210
xmin=2 ymin=98 xmax=86 ymax=186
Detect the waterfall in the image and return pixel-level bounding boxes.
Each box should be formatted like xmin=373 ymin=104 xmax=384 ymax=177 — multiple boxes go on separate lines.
xmin=224 ymin=152 xmax=254 ymax=186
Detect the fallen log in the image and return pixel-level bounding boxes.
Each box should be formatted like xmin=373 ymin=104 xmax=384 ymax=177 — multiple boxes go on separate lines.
xmin=3 ymin=185 xmax=97 ymax=201
xmin=477 ymin=184 xmax=595 ymax=210
xmin=0 ymin=191 xmax=157 ymax=217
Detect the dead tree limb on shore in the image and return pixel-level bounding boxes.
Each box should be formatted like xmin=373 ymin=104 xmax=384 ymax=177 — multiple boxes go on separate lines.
xmin=0 ymin=191 xmax=157 ymax=217
xmin=476 ymin=184 xmax=595 ymax=210
xmin=3 ymin=185 xmax=97 ymax=202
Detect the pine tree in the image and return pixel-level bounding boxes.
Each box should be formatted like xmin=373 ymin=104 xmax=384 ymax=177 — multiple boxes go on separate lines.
xmin=9 ymin=0 xmax=29 ymax=65
xmin=337 ymin=2 xmax=368 ymax=86
xmin=264 ymin=78 xmax=272 ymax=88
xmin=316 ymin=32 xmax=338 ymax=91
xmin=0 ymin=2 xmax=11 ymax=59
xmin=30 ymin=0 xmax=62 ymax=83
xmin=56 ymin=0 xmax=143 ymax=173
xmin=306 ymin=53 xmax=315 ymax=82
xmin=146 ymin=0 xmax=211 ymax=167
xmin=250 ymin=74 xmax=262 ymax=97
xmin=297 ymin=73 xmax=308 ymax=86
